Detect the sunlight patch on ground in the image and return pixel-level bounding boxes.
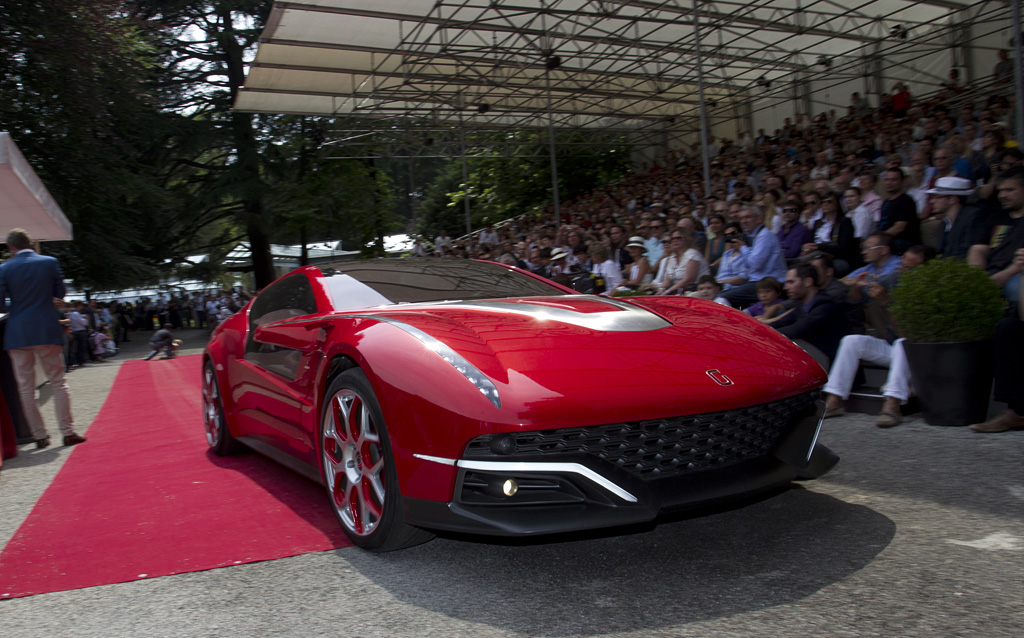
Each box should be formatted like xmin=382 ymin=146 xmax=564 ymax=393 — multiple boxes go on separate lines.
xmin=947 ymin=532 xmax=1023 ymax=551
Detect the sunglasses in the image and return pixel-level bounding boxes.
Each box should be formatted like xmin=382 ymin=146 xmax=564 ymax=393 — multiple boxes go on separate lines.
xmin=724 ymin=232 xmax=740 ymax=237
xmin=782 ymin=207 xmax=798 ymax=213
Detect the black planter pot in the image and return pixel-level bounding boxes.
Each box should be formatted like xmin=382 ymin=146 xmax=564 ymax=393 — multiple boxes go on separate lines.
xmin=903 ymin=339 xmax=994 ymax=426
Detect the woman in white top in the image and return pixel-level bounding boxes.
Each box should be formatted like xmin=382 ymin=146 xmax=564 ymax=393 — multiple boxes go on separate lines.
xmin=588 ymin=243 xmax=623 ymax=291
xmin=658 ymin=229 xmax=710 ymax=295
xmin=619 ymin=236 xmax=652 ymax=288
xmin=843 ymin=186 xmax=875 ymax=239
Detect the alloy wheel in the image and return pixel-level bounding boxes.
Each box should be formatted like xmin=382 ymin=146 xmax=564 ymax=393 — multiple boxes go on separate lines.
xmin=322 ymin=388 xmax=386 ymax=536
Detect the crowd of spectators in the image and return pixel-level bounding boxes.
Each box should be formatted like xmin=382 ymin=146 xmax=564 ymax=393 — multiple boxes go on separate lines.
xmin=412 ymin=77 xmax=1024 ymax=432
xmin=57 ymin=289 xmax=250 ymax=368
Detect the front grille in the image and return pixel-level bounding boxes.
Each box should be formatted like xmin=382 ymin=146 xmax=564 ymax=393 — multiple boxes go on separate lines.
xmin=464 ymin=390 xmax=820 ymax=480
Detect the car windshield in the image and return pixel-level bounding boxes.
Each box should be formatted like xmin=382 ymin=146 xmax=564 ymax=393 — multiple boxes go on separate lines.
xmin=321 ymin=259 xmax=568 ymax=309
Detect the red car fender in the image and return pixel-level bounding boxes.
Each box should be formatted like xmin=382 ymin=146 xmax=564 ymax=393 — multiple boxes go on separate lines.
xmin=312 ymin=320 xmax=500 ymax=502
xmin=204 ymin=311 xmax=249 ymax=434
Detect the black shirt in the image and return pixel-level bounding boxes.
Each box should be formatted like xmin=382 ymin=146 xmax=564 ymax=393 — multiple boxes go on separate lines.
xmin=879 ymin=193 xmax=921 ymax=250
xmin=973 ymin=211 xmax=1024 ymax=274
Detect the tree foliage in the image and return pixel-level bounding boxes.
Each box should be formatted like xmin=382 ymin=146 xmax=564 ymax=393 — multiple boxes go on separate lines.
xmin=0 ymin=0 xmax=184 ymax=288
xmin=417 ymin=132 xmax=630 ymax=239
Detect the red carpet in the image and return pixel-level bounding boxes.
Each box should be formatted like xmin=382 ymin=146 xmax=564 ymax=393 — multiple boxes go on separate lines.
xmin=0 ymin=354 xmax=351 ymax=599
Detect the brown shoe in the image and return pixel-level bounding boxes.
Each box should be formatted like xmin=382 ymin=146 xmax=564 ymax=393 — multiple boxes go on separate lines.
xmin=970 ymin=410 xmax=1024 ymax=433
xmin=62 ymin=433 xmax=87 ymax=446
xmin=875 ymin=411 xmax=902 ymax=428
xmin=35 ymin=436 xmax=51 ymax=449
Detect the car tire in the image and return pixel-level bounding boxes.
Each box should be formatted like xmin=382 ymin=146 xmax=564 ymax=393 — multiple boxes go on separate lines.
xmin=320 ymin=369 xmax=434 ymax=552
xmin=203 ymin=361 xmax=242 ymax=456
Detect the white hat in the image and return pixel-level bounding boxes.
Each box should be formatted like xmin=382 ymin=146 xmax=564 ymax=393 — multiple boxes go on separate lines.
xmin=926 ymin=176 xmax=974 ymax=196
xmin=549 ymin=247 xmax=569 ymax=261
xmin=626 ymin=236 xmax=646 ymax=249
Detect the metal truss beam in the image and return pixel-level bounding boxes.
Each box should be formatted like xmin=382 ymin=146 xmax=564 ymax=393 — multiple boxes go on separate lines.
xmin=238 ymin=0 xmax=1010 ymax=147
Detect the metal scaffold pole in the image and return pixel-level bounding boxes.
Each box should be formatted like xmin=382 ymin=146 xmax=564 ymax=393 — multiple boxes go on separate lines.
xmin=1012 ymin=0 xmax=1024 ymax=144
xmin=547 ymin=69 xmax=562 ymax=227
xmin=458 ymin=108 xmax=472 ymax=237
xmin=693 ymin=0 xmax=712 ymax=198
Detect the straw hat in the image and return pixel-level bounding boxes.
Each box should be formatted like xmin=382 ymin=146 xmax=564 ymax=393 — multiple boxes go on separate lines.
xmin=926 ymin=176 xmax=974 ymax=196
xmin=626 ymin=236 xmax=646 ymax=249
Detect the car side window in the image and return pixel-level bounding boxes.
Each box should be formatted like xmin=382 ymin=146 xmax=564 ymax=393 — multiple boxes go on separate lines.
xmin=244 ymin=274 xmax=319 ymax=379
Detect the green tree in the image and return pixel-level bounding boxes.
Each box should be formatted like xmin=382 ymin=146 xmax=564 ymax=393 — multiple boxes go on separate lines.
xmin=139 ymin=2 xmax=406 ymax=283
xmin=417 ymin=131 xmax=630 ymax=239
xmin=133 ymin=0 xmax=282 ymax=288
xmin=0 ymin=0 xmax=187 ymax=288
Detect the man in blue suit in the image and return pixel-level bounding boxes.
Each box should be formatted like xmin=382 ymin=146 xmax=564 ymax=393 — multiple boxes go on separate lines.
xmin=0 ymin=229 xmax=85 ymax=448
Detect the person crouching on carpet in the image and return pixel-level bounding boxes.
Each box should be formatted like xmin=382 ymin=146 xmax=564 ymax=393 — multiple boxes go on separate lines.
xmin=144 ymin=324 xmax=180 ymax=360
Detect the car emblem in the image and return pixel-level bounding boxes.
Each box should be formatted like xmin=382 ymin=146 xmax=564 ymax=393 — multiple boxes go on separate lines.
xmin=706 ymin=369 xmax=734 ymax=386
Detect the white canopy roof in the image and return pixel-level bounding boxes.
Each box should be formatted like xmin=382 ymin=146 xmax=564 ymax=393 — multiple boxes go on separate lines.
xmin=0 ymin=132 xmax=73 ymax=242
xmin=235 ymin=0 xmax=994 ymax=133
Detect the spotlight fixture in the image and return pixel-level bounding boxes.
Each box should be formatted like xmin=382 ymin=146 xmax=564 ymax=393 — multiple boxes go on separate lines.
xmin=476 ymin=102 xmax=490 ymax=114
xmin=757 ymin=75 xmax=772 ymax=88
xmin=545 ymin=55 xmax=561 ymax=70
xmin=890 ymin=25 xmax=907 ymax=40
xmin=816 ymin=55 xmax=832 ymax=69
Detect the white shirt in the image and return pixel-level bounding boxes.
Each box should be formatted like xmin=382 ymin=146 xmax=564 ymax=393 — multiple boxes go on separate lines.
xmin=593 ymin=259 xmax=623 ymax=290
xmin=860 ymin=190 xmax=883 ymax=222
xmin=69 ymin=311 xmax=88 ymax=332
xmin=434 ymin=234 xmax=452 ymax=251
xmin=814 ymin=218 xmax=835 ymax=244
xmin=850 ymin=204 xmax=875 ymax=239
xmin=663 ymin=248 xmax=710 ymax=288
xmin=907 ymin=186 xmax=929 ymax=217
xmin=804 ymin=208 xmax=823 ymax=227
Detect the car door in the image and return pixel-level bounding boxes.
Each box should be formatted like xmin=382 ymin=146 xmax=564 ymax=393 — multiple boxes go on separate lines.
xmin=230 ymin=272 xmax=324 ymax=466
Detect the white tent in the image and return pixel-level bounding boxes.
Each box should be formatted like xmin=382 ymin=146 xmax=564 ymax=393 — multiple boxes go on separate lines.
xmin=0 ymin=132 xmax=72 ymax=242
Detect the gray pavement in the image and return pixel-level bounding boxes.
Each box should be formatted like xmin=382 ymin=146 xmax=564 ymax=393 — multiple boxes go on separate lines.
xmin=1 ymin=335 xmax=1022 ymax=637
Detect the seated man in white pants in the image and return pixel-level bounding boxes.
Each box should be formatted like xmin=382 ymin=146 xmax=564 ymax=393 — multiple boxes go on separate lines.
xmin=821 ymin=244 xmax=931 ymax=427
xmin=823 ymin=335 xmax=911 ymax=428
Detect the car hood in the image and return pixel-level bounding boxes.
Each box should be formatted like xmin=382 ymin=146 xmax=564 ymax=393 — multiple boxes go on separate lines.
xmin=346 ymin=295 xmax=825 ymax=425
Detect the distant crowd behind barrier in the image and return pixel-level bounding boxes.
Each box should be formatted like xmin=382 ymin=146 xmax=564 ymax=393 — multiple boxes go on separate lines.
xmin=58 ymin=289 xmax=250 ymax=369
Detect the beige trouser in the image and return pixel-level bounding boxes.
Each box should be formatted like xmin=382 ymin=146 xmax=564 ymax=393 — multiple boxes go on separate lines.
xmin=8 ymin=345 xmax=75 ymax=440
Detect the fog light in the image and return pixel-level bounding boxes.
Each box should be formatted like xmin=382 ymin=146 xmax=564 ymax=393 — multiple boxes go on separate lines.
xmin=502 ymin=478 xmax=519 ymax=497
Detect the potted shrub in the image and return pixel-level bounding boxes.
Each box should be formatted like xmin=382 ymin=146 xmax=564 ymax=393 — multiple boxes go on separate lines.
xmin=890 ymin=258 xmax=1007 ymax=426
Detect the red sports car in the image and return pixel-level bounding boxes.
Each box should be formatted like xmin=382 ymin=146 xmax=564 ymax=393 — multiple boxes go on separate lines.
xmin=203 ymin=259 xmax=836 ymax=551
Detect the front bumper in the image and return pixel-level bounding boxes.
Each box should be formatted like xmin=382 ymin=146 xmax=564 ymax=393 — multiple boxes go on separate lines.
xmin=402 ymin=395 xmax=838 ymax=536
